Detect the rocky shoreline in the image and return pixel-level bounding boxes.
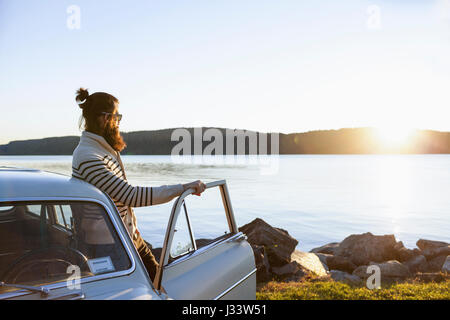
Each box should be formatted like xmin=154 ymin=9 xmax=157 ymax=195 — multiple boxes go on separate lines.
xmin=239 ymin=218 xmax=450 ymax=285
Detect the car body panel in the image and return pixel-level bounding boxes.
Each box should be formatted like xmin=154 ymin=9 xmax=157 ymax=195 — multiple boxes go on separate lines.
xmin=162 ymin=235 xmax=256 ymax=299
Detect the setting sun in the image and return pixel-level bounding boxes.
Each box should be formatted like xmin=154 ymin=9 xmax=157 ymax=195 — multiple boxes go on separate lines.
xmin=374 ymin=126 xmax=417 ymax=147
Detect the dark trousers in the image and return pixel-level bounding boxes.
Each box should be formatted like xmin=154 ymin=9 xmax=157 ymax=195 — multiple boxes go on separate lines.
xmin=133 ymin=233 xmax=159 ymax=282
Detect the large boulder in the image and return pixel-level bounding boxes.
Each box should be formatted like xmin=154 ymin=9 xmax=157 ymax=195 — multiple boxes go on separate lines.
xmin=239 ymin=218 xmax=298 ymax=267
xmin=353 ymin=260 xmax=411 ymax=280
xmin=271 ymin=261 xmax=312 ymax=283
xmin=403 ymin=255 xmax=428 ymax=273
xmin=284 ymin=268 xmax=310 ymax=283
xmin=271 ymin=260 xmax=313 ymax=282
xmin=334 ymin=232 xmax=398 ymax=266
xmin=441 ymin=256 xmax=450 ymax=273
xmin=290 ymin=250 xmax=328 ymax=277
xmin=310 ymin=242 xmax=340 ymax=255
xmin=314 ymin=253 xmax=332 ymax=271
xmin=271 ymin=261 xmax=301 ymax=277
xmin=330 ymin=270 xmax=362 ymax=285
xmin=427 ymin=255 xmax=448 ymax=272
xmin=326 ymin=255 xmax=357 ymax=273
xmin=421 ymin=246 xmax=450 ymax=259
xmin=417 ymin=239 xmax=449 ymax=251
xmin=393 ymin=241 xmax=420 ymax=262
xmin=417 ymin=239 xmax=450 ymax=259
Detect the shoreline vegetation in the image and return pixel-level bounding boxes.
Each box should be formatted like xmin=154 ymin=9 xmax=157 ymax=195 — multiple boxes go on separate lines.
xmin=240 ymin=218 xmax=450 ymax=300
xmin=256 ymin=280 xmax=450 ymax=300
xmin=2 ymin=127 xmax=450 ymax=155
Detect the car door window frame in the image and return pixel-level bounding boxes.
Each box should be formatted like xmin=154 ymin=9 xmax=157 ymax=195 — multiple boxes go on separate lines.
xmin=153 ymin=180 xmax=240 ymax=292
xmin=0 ymin=197 xmax=137 ymax=300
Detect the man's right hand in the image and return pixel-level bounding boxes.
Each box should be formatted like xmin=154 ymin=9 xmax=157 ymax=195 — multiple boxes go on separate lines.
xmin=182 ymin=180 xmax=207 ymax=196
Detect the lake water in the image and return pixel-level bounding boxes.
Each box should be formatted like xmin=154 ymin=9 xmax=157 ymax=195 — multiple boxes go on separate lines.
xmin=1 ymin=155 xmax=449 ymax=251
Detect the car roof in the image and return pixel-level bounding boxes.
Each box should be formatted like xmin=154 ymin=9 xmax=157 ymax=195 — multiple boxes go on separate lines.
xmin=0 ymin=166 xmax=111 ymax=203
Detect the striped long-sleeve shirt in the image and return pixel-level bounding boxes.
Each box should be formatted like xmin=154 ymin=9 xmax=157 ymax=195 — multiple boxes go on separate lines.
xmin=72 ymin=130 xmax=185 ymax=240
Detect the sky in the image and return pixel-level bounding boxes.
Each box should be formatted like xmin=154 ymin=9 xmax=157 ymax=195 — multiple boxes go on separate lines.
xmin=1 ymin=0 xmax=450 ymax=144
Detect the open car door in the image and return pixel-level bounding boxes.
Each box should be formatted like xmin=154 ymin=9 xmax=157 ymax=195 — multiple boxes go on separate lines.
xmin=153 ymin=180 xmax=256 ymax=300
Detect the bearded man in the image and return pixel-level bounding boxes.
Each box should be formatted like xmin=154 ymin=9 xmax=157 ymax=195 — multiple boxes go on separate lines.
xmin=72 ymin=88 xmax=206 ymax=281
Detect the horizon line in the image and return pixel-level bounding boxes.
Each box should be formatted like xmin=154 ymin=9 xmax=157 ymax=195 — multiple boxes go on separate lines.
xmin=1 ymin=126 xmax=449 ymax=146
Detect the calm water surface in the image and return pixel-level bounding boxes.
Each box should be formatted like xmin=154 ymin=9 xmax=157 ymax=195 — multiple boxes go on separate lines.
xmin=1 ymin=155 xmax=449 ymax=251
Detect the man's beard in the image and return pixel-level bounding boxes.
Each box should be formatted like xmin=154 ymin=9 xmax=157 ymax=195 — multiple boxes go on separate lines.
xmin=103 ymin=121 xmax=127 ymax=152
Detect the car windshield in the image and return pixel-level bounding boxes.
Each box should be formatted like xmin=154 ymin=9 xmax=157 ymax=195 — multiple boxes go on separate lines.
xmin=0 ymin=201 xmax=131 ymax=295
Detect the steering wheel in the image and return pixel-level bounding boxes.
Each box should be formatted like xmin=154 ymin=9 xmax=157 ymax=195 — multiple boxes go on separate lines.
xmin=1 ymin=246 xmax=90 ymax=284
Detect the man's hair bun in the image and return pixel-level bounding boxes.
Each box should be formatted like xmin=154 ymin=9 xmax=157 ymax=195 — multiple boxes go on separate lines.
xmin=76 ymin=87 xmax=90 ymax=108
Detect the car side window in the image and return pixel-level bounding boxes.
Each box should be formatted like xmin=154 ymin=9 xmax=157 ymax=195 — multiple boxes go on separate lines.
xmin=0 ymin=201 xmax=132 ymax=295
xmin=55 ymin=205 xmax=66 ymax=227
xmin=183 ymin=187 xmax=232 ymax=249
xmin=54 ymin=205 xmax=73 ymax=229
xmin=0 ymin=206 xmax=14 ymax=219
xmin=169 ymin=202 xmax=194 ymax=259
xmin=166 ymin=186 xmax=234 ymax=264
xmin=26 ymin=205 xmax=41 ymax=217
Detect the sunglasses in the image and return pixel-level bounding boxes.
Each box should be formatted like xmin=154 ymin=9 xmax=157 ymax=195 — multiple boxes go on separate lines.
xmin=100 ymin=112 xmax=122 ymax=122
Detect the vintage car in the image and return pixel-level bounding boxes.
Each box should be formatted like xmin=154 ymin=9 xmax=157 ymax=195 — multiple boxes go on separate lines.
xmin=0 ymin=166 xmax=256 ymax=300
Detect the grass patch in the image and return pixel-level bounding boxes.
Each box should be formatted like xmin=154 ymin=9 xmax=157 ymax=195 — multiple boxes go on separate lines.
xmin=256 ymin=279 xmax=450 ymax=300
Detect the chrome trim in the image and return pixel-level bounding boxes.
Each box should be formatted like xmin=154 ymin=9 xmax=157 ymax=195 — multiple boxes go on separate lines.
xmin=0 ymin=219 xmax=16 ymax=223
xmin=0 ymin=282 xmax=50 ymax=297
xmin=153 ymin=189 xmax=187 ymax=291
xmin=232 ymin=233 xmax=247 ymax=242
xmin=0 ymin=196 xmax=137 ymax=300
xmin=219 ymin=182 xmax=238 ymax=233
xmin=43 ymin=291 xmax=85 ymax=300
xmin=213 ymin=268 xmax=257 ymax=300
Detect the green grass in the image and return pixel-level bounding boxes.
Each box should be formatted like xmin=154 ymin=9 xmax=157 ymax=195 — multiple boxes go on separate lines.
xmin=256 ymin=279 xmax=450 ymax=300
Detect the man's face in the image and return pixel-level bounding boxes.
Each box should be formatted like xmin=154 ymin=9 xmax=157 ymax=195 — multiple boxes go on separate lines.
xmin=103 ymin=107 xmax=126 ymax=152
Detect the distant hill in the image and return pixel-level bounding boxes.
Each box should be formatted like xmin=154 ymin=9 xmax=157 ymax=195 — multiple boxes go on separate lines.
xmin=0 ymin=127 xmax=449 ymax=155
